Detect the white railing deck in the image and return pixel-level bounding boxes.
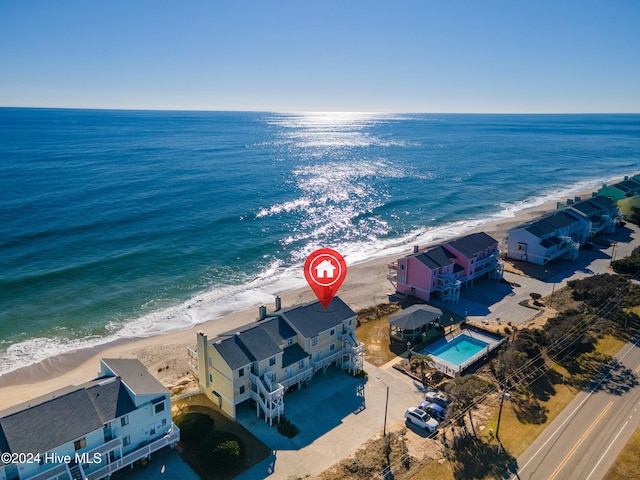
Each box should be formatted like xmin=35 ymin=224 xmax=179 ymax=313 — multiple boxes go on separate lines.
xmin=85 ymin=425 xmax=180 ymax=480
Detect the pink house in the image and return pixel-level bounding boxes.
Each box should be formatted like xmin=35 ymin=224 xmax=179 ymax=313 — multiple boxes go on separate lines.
xmin=394 ymin=232 xmax=503 ymax=303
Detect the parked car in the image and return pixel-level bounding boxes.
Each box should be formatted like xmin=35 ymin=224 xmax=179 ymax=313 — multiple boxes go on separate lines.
xmin=425 ymin=391 xmax=449 ymax=408
xmin=419 ymin=401 xmax=448 ymax=422
xmin=405 ymin=407 xmax=439 ymax=432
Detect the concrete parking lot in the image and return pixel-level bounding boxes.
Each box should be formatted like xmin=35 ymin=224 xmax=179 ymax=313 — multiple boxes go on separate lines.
xmin=235 ymin=362 xmax=428 ymax=480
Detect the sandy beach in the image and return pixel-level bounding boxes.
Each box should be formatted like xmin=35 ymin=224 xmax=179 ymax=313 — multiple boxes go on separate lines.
xmin=0 ymin=186 xmax=608 ymax=410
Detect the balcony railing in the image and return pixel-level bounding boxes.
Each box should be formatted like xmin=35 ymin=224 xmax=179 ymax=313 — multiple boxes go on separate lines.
xmin=85 ymin=425 xmax=180 ymax=480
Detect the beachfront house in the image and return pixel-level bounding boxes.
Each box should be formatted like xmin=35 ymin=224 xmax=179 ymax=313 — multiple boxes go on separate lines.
xmin=560 ymin=195 xmax=618 ymax=240
xmin=0 ymin=359 xmax=179 ymax=480
xmin=393 ymin=232 xmax=504 ymax=304
xmin=598 ymin=175 xmax=640 ymax=216
xmin=506 ymin=210 xmax=582 ymax=265
xmin=187 ymin=296 xmax=364 ymax=424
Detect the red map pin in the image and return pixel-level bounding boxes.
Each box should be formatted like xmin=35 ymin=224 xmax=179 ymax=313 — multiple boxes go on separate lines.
xmin=304 ymin=248 xmax=347 ymax=309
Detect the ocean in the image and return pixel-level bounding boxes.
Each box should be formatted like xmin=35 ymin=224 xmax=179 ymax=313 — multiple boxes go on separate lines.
xmin=1 ymin=109 xmax=639 ymax=375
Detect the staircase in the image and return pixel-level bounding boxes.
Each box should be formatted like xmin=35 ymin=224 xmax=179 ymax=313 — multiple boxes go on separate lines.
xmin=69 ymin=463 xmax=85 ymax=480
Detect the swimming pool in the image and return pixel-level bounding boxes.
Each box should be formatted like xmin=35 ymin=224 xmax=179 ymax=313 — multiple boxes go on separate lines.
xmin=421 ymin=334 xmax=488 ymax=366
xmin=417 ymin=329 xmax=506 ymax=377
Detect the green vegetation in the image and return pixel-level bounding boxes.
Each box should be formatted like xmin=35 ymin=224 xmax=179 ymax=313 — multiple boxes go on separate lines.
xmin=174 ymin=408 xmax=249 ymax=479
xmin=174 ymin=412 xmax=214 ymax=445
xmin=199 ymin=431 xmax=245 ymax=470
xmin=276 ymin=415 xmax=300 ymax=438
xmin=611 ymin=245 xmax=640 ymax=275
xmin=604 ymin=425 xmax=640 ymax=479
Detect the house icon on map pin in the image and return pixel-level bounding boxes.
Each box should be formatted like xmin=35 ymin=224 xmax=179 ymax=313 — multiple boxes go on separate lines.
xmin=314 ymin=259 xmax=336 ymax=279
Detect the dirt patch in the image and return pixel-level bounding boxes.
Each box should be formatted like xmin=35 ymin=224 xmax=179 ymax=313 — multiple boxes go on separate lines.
xmin=356 ymin=303 xmax=402 ymax=367
xmin=315 ymin=422 xmax=443 ymax=480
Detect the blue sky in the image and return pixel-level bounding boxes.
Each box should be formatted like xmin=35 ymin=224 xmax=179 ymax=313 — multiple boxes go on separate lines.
xmin=1 ymin=1 xmax=639 ymax=113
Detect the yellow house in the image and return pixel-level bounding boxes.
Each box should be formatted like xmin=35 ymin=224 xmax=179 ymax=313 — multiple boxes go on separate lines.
xmin=188 ymin=296 xmax=364 ymax=424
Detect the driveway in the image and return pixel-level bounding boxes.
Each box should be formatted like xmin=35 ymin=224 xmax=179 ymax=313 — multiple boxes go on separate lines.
xmin=235 ymin=362 xmax=427 ymax=479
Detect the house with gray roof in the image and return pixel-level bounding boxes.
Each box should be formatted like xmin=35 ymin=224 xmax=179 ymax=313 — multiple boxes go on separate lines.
xmin=507 ymin=194 xmax=619 ymax=265
xmin=0 ymin=359 xmax=179 ymax=480
xmin=188 ymin=296 xmax=363 ymax=424
xmin=506 ymin=210 xmax=582 ymax=265
xmin=598 ymin=174 xmax=640 ymax=217
xmin=393 ymin=232 xmax=503 ymax=303
xmin=562 ymin=195 xmax=618 ymax=240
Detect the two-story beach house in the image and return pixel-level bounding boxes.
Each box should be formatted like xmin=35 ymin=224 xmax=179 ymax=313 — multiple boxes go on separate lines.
xmin=506 ymin=195 xmax=619 ymax=265
xmin=598 ymin=175 xmax=640 ymax=216
xmin=187 ymin=296 xmax=364 ymax=425
xmin=393 ymin=232 xmax=504 ymax=304
xmin=561 ymin=195 xmax=618 ymax=241
xmin=0 ymin=359 xmax=179 ymax=480
xmin=506 ymin=210 xmax=582 ymax=265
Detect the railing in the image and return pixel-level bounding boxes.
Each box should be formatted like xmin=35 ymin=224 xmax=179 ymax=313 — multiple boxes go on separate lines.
xmin=85 ymin=425 xmax=180 ymax=480
xmin=249 ymin=373 xmax=284 ymax=403
xmin=187 ymin=345 xmax=198 ymax=376
xmin=279 ymin=367 xmax=314 ymax=390
xmin=25 ymin=463 xmax=70 ymax=480
xmin=311 ymin=350 xmax=341 ymax=371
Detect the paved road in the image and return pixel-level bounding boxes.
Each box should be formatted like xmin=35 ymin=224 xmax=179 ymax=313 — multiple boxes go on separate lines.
xmin=512 ymin=333 xmax=640 ymax=480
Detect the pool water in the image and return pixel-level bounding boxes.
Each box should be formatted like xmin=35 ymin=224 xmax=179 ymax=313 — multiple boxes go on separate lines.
xmin=420 ymin=334 xmax=488 ymax=367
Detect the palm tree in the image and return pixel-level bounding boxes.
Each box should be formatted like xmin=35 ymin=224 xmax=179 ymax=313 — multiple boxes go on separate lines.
xmin=410 ymin=353 xmax=433 ymax=385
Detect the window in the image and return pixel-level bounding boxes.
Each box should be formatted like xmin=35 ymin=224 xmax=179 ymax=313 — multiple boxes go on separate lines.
xmin=74 ymin=438 xmax=86 ymax=451
xmin=269 ymin=357 xmax=276 ymax=366
xmin=311 ymin=336 xmax=318 ymax=346
xmin=287 ymin=338 xmax=294 ymax=346
xmin=330 ymin=328 xmax=335 ymax=336
xmin=400 ymin=264 xmax=406 ymax=271
xmin=209 ymin=373 xmax=213 ymax=383
xmin=162 ymin=418 xmax=167 ymax=426
xmin=208 ymin=357 xmax=212 ymax=367
xmin=121 ymin=415 xmax=129 ymax=427
xmin=154 ymin=400 xmax=166 ymax=415
xmin=329 ymin=343 xmax=335 ymax=351
xmin=239 ymin=367 xmax=245 ymax=377
xmin=123 ymin=436 xmax=131 ymax=447
xmin=518 ymin=243 xmax=527 ymax=252
xmin=150 ymin=427 xmax=156 ymax=436
xmin=240 ymin=385 xmax=246 ymax=394
xmin=298 ymin=360 xmax=304 ymax=369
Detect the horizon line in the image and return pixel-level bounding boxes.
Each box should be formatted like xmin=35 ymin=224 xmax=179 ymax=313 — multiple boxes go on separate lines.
xmin=1 ymin=105 xmax=639 ymax=116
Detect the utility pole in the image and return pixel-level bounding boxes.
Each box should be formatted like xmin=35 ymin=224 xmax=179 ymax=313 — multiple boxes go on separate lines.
xmin=496 ymin=389 xmax=510 ymax=455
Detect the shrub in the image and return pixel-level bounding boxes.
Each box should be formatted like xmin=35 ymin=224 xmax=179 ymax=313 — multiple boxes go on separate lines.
xmin=175 ymin=412 xmax=214 ymax=445
xmin=276 ymin=416 xmax=300 ymax=438
xmin=199 ymin=431 xmax=245 ymax=470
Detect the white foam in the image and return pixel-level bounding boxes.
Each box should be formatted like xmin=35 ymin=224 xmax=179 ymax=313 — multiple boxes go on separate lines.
xmin=0 ymin=175 xmax=624 ymax=376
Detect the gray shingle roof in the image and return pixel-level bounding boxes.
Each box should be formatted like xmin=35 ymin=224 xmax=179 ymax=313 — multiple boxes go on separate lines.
xmin=213 ymin=335 xmax=256 ymax=370
xmin=260 ymin=316 xmax=297 ymax=345
xmin=446 ymin=232 xmax=498 ymax=258
xmin=0 ymin=376 xmax=136 ymax=456
xmin=281 ymin=297 xmax=355 ymax=338
xmin=235 ymin=326 xmax=281 ymax=361
xmin=282 ymin=344 xmax=309 ymax=368
xmin=101 ymin=359 xmax=168 ymax=396
xmin=414 ymin=246 xmax=456 ymax=270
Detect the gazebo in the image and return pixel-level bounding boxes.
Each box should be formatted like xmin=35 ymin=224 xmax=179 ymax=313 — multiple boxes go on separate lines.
xmin=388 ymin=304 xmax=443 ymax=344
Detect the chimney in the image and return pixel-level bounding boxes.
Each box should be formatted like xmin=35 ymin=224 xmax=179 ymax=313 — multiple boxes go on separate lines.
xmin=574 ymin=196 xmax=581 ymax=203
xmin=258 ymin=305 xmax=267 ymax=320
xmin=275 ymin=296 xmax=282 ymax=311
xmin=413 ymin=245 xmax=419 ymax=253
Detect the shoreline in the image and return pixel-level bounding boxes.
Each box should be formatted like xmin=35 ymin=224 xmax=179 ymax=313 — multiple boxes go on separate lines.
xmin=0 ymin=184 xmax=612 ymax=410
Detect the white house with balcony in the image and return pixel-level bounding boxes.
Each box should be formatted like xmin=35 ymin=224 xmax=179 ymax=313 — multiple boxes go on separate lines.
xmin=506 ymin=210 xmax=582 ymax=265
xmin=0 ymin=359 xmax=179 ymax=480
xmin=188 ymin=296 xmax=364 ymax=424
